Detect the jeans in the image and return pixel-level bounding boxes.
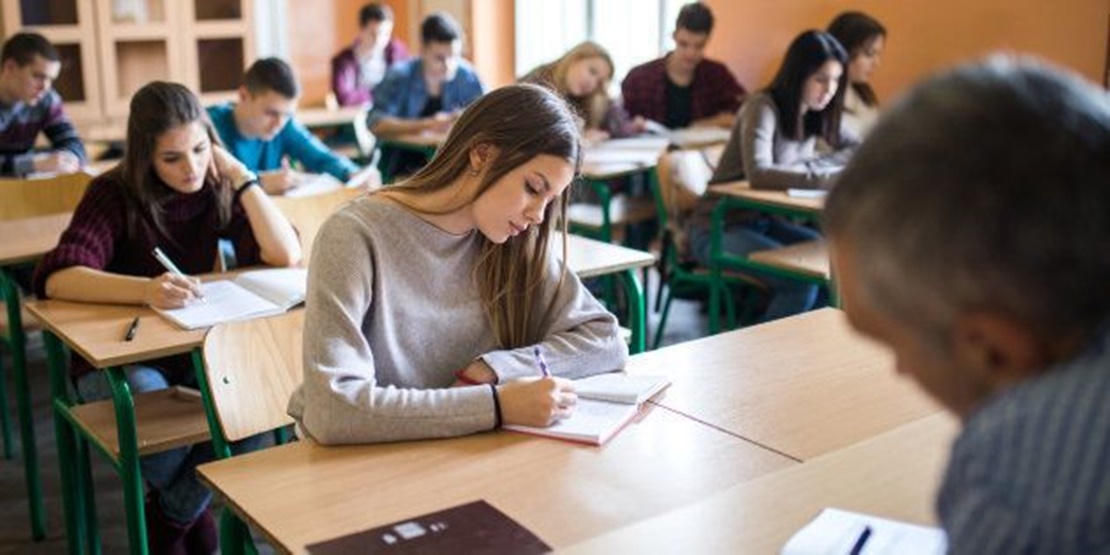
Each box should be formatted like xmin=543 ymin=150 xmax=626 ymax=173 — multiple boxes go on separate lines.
xmin=76 ymin=366 xmax=266 ymax=524
xmin=690 ymin=216 xmax=821 ymax=322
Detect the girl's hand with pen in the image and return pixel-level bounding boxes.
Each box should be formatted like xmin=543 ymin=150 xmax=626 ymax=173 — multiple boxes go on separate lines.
xmin=143 ymin=272 xmax=204 ymax=308
xmin=497 ymin=378 xmax=578 ymax=427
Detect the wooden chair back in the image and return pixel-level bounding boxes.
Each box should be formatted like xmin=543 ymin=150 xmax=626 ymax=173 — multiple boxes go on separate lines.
xmin=201 ymin=310 xmax=304 ymax=443
xmin=270 ymin=187 xmax=365 ymax=263
xmin=0 ymin=172 xmax=93 ymax=221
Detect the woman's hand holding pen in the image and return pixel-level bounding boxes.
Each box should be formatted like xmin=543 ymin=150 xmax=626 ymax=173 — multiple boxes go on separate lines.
xmin=143 ymin=272 xmax=203 ymax=308
xmin=498 ymin=378 xmax=578 ymax=427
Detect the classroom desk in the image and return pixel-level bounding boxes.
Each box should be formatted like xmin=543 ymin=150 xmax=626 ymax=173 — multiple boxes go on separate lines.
xmin=563 ymin=413 xmax=958 ymax=554
xmin=198 ymin=404 xmax=794 ymax=553
xmin=561 ymin=234 xmax=655 ymax=353
xmin=24 ymin=298 xmax=211 ymax=552
xmin=81 ymin=107 xmax=367 ymax=145
xmin=635 ymin=308 xmax=941 ymax=460
xmin=708 ymin=180 xmax=825 ymax=221
xmin=573 ymin=138 xmax=668 ymax=244
xmin=0 ymin=212 xmax=73 ymax=539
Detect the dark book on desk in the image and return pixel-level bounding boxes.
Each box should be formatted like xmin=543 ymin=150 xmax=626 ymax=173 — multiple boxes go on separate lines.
xmin=306 ymin=500 xmax=550 ymax=554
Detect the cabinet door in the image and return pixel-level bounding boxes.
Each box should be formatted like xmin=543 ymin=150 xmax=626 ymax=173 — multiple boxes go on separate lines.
xmin=94 ymin=0 xmax=183 ymax=118
xmin=180 ymin=0 xmax=255 ymax=107
xmin=1 ymin=0 xmax=103 ymax=123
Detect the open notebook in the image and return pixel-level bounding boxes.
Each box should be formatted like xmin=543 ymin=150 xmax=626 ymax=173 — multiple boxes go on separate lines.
xmin=282 ymin=165 xmax=379 ymax=198
xmin=782 ymin=508 xmax=946 ymax=555
xmin=153 ymin=268 xmax=307 ymax=330
xmin=503 ymin=372 xmax=670 ymax=446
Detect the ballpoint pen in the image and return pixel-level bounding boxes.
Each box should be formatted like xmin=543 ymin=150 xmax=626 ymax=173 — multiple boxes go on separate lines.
xmin=532 ymin=346 xmax=550 ymax=377
xmin=123 ymin=316 xmax=140 ymax=342
xmin=152 ymin=247 xmax=205 ymax=302
xmin=848 ymin=525 xmax=872 ymax=555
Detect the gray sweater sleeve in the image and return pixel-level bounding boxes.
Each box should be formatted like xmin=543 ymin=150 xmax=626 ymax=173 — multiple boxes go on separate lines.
xmin=740 ymin=94 xmax=846 ymax=191
xmin=482 ymin=256 xmax=629 ymax=382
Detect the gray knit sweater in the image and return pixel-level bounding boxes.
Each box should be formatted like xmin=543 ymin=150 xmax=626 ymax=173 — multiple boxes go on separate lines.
xmin=287 ymin=195 xmax=628 ymax=444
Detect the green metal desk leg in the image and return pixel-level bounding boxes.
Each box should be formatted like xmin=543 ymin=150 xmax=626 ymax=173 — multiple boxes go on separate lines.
xmin=0 ymin=352 xmax=10 ymax=459
xmin=1 ymin=272 xmax=46 ymax=539
xmin=44 ymin=331 xmax=87 ymax=554
xmin=105 ymin=367 xmax=149 ymax=555
xmin=618 ymin=269 xmax=646 ymax=354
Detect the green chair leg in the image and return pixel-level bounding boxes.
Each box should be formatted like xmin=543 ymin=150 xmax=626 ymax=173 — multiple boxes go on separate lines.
xmin=2 ymin=271 xmax=46 ymax=540
xmin=45 ymin=331 xmax=87 ymax=554
xmin=106 ymin=367 xmax=150 ymax=555
xmin=0 ymin=352 xmax=12 ymax=459
xmin=78 ymin=437 xmax=102 ymax=555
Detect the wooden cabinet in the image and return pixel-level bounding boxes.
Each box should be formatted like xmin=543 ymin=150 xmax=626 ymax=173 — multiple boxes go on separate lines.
xmin=1 ymin=0 xmax=253 ymax=125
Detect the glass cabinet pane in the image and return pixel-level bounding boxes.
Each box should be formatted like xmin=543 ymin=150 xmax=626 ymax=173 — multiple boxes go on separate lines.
xmin=54 ymin=43 xmax=86 ymax=102
xmin=194 ymin=0 xmax=242 ymax=21
xmin=110 ymin=0 xmax=166 ymax=24
xmin=19 ymin=0 xmax=78 ymax=25
xmin=197 ymin=39 xmax=244 ymax=92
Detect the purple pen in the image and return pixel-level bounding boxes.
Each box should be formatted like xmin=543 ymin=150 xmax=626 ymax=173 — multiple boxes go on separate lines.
xmin=532 ymin=346 xmax=551 ymax=377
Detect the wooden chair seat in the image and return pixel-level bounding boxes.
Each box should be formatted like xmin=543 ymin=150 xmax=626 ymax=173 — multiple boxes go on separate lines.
xmin=749 ymin=240 xmax=830 ymax=281
xmin=567 ymin=194 xmax=656 ymax=229
xmin=69 ymin=386 xmax=211 ymax=459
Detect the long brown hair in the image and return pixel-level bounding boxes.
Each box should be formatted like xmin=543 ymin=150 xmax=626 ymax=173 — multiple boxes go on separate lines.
xmin=115 ymin=81 xmax=232 ymax=242
xmin=520 ymin=41 xmax=615 ymax=132
xmin=382 ymin=84 xmax=583 ymax=348
xmin=827 ymin=11 xmax=886 ymax=107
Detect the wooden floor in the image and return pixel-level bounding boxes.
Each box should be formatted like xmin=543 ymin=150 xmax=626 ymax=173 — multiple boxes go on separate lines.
xmin=0 ymin=268 xmax=715 ymax=553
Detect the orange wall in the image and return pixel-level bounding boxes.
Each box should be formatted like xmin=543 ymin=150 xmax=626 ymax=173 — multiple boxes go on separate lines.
xmin=703 ymin=0 xmax=1109 ymax=102
xmin=471 ymin=0 xmax=515 ymax=87
xmin=291 ymin=0 xmax=1108 ymax=105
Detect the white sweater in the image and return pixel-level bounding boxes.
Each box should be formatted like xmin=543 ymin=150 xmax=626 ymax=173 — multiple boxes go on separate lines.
xmin=287 ymin=195 xmax=628 ymax=444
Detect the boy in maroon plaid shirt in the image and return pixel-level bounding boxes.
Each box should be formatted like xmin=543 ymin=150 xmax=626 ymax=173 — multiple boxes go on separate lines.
xmin=621 ymin=3 xmax=746 ymax=130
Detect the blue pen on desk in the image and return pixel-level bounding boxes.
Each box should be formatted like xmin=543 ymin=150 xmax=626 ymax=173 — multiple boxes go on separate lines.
xmin=532 ymin=346 xmax=550 ymax=377
xmin=847 ymin=525 xmax=872 ymax=555
xmin=152 ymin=247 xmax=205 ymax=302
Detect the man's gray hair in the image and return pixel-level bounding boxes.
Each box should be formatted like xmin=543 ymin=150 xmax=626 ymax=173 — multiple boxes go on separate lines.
xmin=825 ymin=56 xmax=1110 ymax=345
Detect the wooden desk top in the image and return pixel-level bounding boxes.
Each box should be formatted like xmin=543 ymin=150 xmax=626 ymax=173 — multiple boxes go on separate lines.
xmin=561 ymin=234 xmax=655 ymax=278
xmin=564 ymin=413 xmax=958 ymax=554
xmin=749 ymin=239 xmax=830 ymax=280
xmin=295 ymin=106 xmax=365 ymax=128
xmin=0 ymin=213 xmax=71 ymax=265
xmin=633 ymin=308 xmax=940 ymax=460
xmin=709 ymin=181 xmax=825 ymax=215
xmin=24 ymin=300 xmax=205 ymax=368
xmin=379 ymin=131 xmax=447 ymax=149
xmin=198 ymin=407 xmax=794 ymax=553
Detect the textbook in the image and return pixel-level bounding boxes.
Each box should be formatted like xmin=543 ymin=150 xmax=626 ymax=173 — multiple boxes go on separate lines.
xmin=306 ymin=500 xmax=550 ymax=554
xmin=781 ymin=508 xmax=946 ymax=555
xmin=153 ymin=268 xmax=307 ymax=330
xmin=643 ymin=120 xmax=732 ymax=149
xmin=503 ymin=372 xmax=669 ymax=446
xmin=786 ymin=188 xmax=828 ymax=199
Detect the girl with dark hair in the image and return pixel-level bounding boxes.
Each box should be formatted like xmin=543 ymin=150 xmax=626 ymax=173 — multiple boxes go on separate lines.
xmin=828 ymin=11 xmax=887 ymax=138
xmin=694 ymin=30 xmax=855 ymax=322
xmin=288 ymin=84 xmax=627 ymax=444
xmin=34 ymin=81 xmax=301 ymax=553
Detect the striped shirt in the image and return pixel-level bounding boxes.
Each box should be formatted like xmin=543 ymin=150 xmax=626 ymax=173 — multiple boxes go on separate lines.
xmin=937 ymin=324 xmax=1110 ymax=554
xmin=0 ymin=89 xmax=86 ymax=176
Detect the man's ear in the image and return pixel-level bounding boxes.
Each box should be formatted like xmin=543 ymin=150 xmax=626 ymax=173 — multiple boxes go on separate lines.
xmin=951 ymin=311 xmax=1050 ymax=389
xmin=237 ymin=85 xmax=250 ymax=103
